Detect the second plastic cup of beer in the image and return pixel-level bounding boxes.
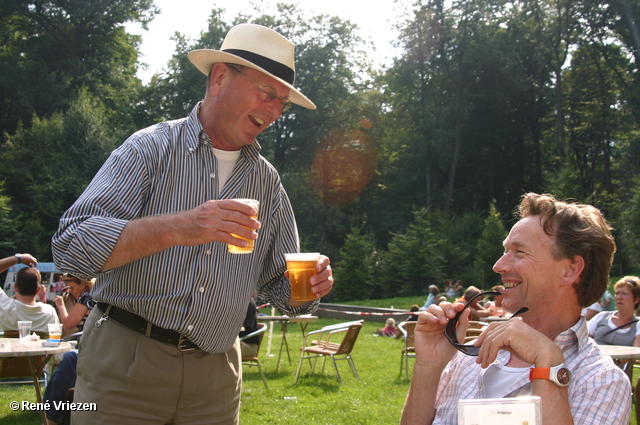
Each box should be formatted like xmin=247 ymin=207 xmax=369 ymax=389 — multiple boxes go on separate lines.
xmin=228 ymin=199 xmax=260 ymax=254
xmin=285 ymin=253 xmax=320 ymax=302
xmin=48 ymin=323 xmax=63 ymax=342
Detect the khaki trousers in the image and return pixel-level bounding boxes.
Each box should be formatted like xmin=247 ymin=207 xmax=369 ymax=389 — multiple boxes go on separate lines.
xmin=71 ymin=308 xmax=241 ymax=425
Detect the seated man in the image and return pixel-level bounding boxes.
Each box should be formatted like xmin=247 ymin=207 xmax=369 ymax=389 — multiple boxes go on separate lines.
xmin=401 ymin=193 xmax=630 ymax=425
xmin=0 ymin=259 xmax=59 ymax=333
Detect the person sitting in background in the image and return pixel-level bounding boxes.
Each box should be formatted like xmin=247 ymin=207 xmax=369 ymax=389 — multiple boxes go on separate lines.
xmin=53 ymin=275 xmax=96 ymax=333
xmin=444 ymin=280 xmax=456 ymax=297
xmin=453 ymin=280 xmax=464 ymax=297
xmin=455 ymin=286 xmax=493 ymax=320
xmin=407 ymin=305 xmax=420 ymax=321
xmin=0 ymin=256 xmax=58 ymax=333
xmin=601 ymin=289 xmax=614 ymax=311
xmin=421 ymin=285 xmax=441 ymax=310
xmin=588 ymin=276 xmax=640 ymax=347
xmin=377 ymin=318 xmax=397 ymax=337
xmin=484 ymin=285 xmax=505 ymax=317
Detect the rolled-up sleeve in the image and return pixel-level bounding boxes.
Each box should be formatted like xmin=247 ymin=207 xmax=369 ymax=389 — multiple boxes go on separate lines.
xmin=52 ymin=142 xmax=150 ymax=279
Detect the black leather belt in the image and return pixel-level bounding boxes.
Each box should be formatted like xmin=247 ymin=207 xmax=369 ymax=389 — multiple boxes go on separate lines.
xmin=96 ymin=303 xmax=198 ymax=351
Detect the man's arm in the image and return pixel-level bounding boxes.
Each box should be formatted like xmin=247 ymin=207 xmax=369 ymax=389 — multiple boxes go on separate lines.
xmin=0 ymin=253 xmax=37 ymax=274
xmin=102 ymin=200 xmax=259 ymax=270
xmin=475 ymin=320 xmax=574 ymax=425
xmin=400 ymin=302 xmax=468 ymax=424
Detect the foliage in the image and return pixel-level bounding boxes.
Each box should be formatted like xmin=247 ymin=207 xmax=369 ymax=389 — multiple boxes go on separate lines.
xmin=0 ymin=91 xmax=119 ymax=259
xmin=474 ymin=202 xmax=508 ymax=287
xmin=332 ymin=224 xmax=377 ymax=302
xmin=378 ymin=209 xmax=446 ymax=298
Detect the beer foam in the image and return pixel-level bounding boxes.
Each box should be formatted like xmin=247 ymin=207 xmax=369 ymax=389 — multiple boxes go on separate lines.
xmin=285 ymin=253 xmax=320 ymax=262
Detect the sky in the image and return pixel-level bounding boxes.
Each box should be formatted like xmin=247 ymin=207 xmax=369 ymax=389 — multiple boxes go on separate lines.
xmin=125 ymin=0 xmax=409 ymax=83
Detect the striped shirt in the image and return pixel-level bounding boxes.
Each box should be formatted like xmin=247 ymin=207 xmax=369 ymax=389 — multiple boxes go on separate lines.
xmin=51 ymin=103 xmax=318 ymax=353
xmin=433 ymin=316 xmax=631 ymax=424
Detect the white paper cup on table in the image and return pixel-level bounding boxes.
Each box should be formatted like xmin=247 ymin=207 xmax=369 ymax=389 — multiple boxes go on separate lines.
xmin=285 ymin=253 xmax=320 ymax=302
xmin=228 ymin=198 xmax=260 ymax=254
xmin=18 ymin=321 xmax=31 ymax=340
xmin=48 ymin=323 xmax=63 ymax=342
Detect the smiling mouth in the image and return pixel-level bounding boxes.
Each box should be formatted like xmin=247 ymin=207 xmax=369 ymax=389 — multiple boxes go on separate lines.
xmin=250 ymin=115 xmax=265 ymax=126
xmin=503 ymin=282 xmax=521 ymax=289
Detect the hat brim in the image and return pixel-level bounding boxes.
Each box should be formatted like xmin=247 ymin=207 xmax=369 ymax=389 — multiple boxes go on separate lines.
xmin=188 ymin=49 xmax=316 ymax=110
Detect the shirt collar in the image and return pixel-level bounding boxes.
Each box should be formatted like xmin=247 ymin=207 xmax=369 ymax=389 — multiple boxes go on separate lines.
xmin=555 ymin=315 xmax=587 ymax=351
xmin=191 ymin=102 xmax=263 ymax=159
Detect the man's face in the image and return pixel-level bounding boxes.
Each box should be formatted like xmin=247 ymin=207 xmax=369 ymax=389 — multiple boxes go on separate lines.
xmin=206 ymin=64 xmax=290 ymax=151
xmin=492 ymin=215 xmax=571 ymax=315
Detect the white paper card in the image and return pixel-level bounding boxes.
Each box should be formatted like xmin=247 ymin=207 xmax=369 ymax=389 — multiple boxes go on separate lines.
xmin=458 ymin=396 xmax=541 ymax=425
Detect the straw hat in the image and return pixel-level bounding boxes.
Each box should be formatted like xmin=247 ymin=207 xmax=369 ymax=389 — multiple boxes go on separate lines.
xmin=188 ymin=23 xmax=316 ymax=110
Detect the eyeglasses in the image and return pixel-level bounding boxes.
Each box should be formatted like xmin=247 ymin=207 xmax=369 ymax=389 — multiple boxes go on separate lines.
xmin=445 ymin=290 xmax=529 ymax=356
xmin=227 ymin=64 xmax=292 ymax=113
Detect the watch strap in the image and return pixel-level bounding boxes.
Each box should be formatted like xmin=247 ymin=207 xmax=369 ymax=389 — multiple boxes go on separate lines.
xmin=14 ymin=253 xmax=22 ymax=264
xmin=529 ymin=367 xmax=550 ymax=381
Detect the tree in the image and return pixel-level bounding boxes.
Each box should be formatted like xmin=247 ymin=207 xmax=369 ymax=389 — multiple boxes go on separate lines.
xmin=0 ymin=91 xmax=119 ymax=259
xmin=332 ymin=224 xmax=377 ymax=301
xmin=474 ymin=202 xmax=508 ymax=287
xmin=378 ymin=209 xmax=446 ymax=298
xmin=0 ymin=0 xmax=156 ymax=141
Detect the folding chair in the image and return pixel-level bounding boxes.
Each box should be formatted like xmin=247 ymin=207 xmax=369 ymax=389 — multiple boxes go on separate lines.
xmin=295 ymin=321 xmax=362 ymax=384
xmin=240 ymin=322 xmax=268 ymax=389
xmin=398 ymin=321 xmax=416 ymax=380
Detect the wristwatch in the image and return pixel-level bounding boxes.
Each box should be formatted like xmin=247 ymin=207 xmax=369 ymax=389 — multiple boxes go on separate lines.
xmin=529 ymin=364 xmax=572 ymax=387
xmin=14 ymin=253 xmax=21 ymax=264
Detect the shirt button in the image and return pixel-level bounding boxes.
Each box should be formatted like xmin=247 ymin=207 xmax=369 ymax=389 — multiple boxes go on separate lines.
xmin=210 ymin=173 xmax=215 ymax=178
xmin=187 ymin=325 xmax=194 ymax=331
xmin=189 ymin=148 xmax=194 ymax=153
xmin=199 ymin=287 xmax=205 ymax=293
xmin=206 ymin=249 xmax=212 ymax=255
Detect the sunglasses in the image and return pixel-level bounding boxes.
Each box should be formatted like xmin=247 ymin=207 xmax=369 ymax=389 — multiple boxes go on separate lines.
xmin=227 ymin=64 xmax=292 ymax=113
xmin=445 ymin=290 xmax=528 ymax=356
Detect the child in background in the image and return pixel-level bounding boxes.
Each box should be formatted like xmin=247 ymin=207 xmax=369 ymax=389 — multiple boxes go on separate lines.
xmin=376 ymin=318 xmax=398 ymax=337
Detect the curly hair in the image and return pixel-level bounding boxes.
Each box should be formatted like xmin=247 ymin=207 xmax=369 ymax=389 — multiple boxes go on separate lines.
xmin=516 ymin=193 xmax=616 ymax=307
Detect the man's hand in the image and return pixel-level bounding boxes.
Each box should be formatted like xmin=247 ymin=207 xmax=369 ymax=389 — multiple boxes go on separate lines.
xmin=413 ymin=301 xmax=470 ymax=368
xmin=19 ymin=253 xmax=38 ymax=267
xmin=286 ymin=255 xmax=333 ymax=304
xmin=173 ymin=199 xmax=260 ymax=247
xmin=474 ymin=319 xmax=565 ymax=368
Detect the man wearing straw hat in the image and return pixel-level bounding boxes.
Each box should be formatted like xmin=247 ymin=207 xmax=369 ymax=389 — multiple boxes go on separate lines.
xmin=52 ymin=24 xmax=333 ymax=424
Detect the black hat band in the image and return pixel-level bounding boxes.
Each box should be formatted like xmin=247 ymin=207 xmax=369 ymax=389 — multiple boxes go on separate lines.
xmin=223 ymin=49 xmax=295 ymax=85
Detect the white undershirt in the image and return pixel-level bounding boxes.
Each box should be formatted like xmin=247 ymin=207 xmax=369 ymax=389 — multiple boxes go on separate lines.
xmin=482 ymin=362 xmax=528 ymax=398
xmin=212 ymin=147 xmax=241 ymax=193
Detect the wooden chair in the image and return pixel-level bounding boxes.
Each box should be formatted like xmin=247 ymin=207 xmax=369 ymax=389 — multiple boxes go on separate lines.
xmin=240 ymin=322 xmax=268 ymax=389
xmin=398 ymin=321 xmax=416 ymax=380
xmin=295 ymin=321 xmax=363 ymax=384
xmin=0 ymin=330 xmax=49 ymax=386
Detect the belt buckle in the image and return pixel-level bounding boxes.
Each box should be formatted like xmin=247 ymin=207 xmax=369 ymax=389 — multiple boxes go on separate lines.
xmin=178 ymin=334 xmax=195 ymax=352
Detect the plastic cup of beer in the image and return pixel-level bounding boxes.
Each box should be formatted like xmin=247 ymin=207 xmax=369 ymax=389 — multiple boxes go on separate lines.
xmin=228 ymin=199 xmax=260 ymax=254
xmin=18 ymin=321 xmax=31 ymax=340
xmin=48 ymin=323 xmax=63 ymax=342
xmin=285 ymin=253 xmax=320 ymax=302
